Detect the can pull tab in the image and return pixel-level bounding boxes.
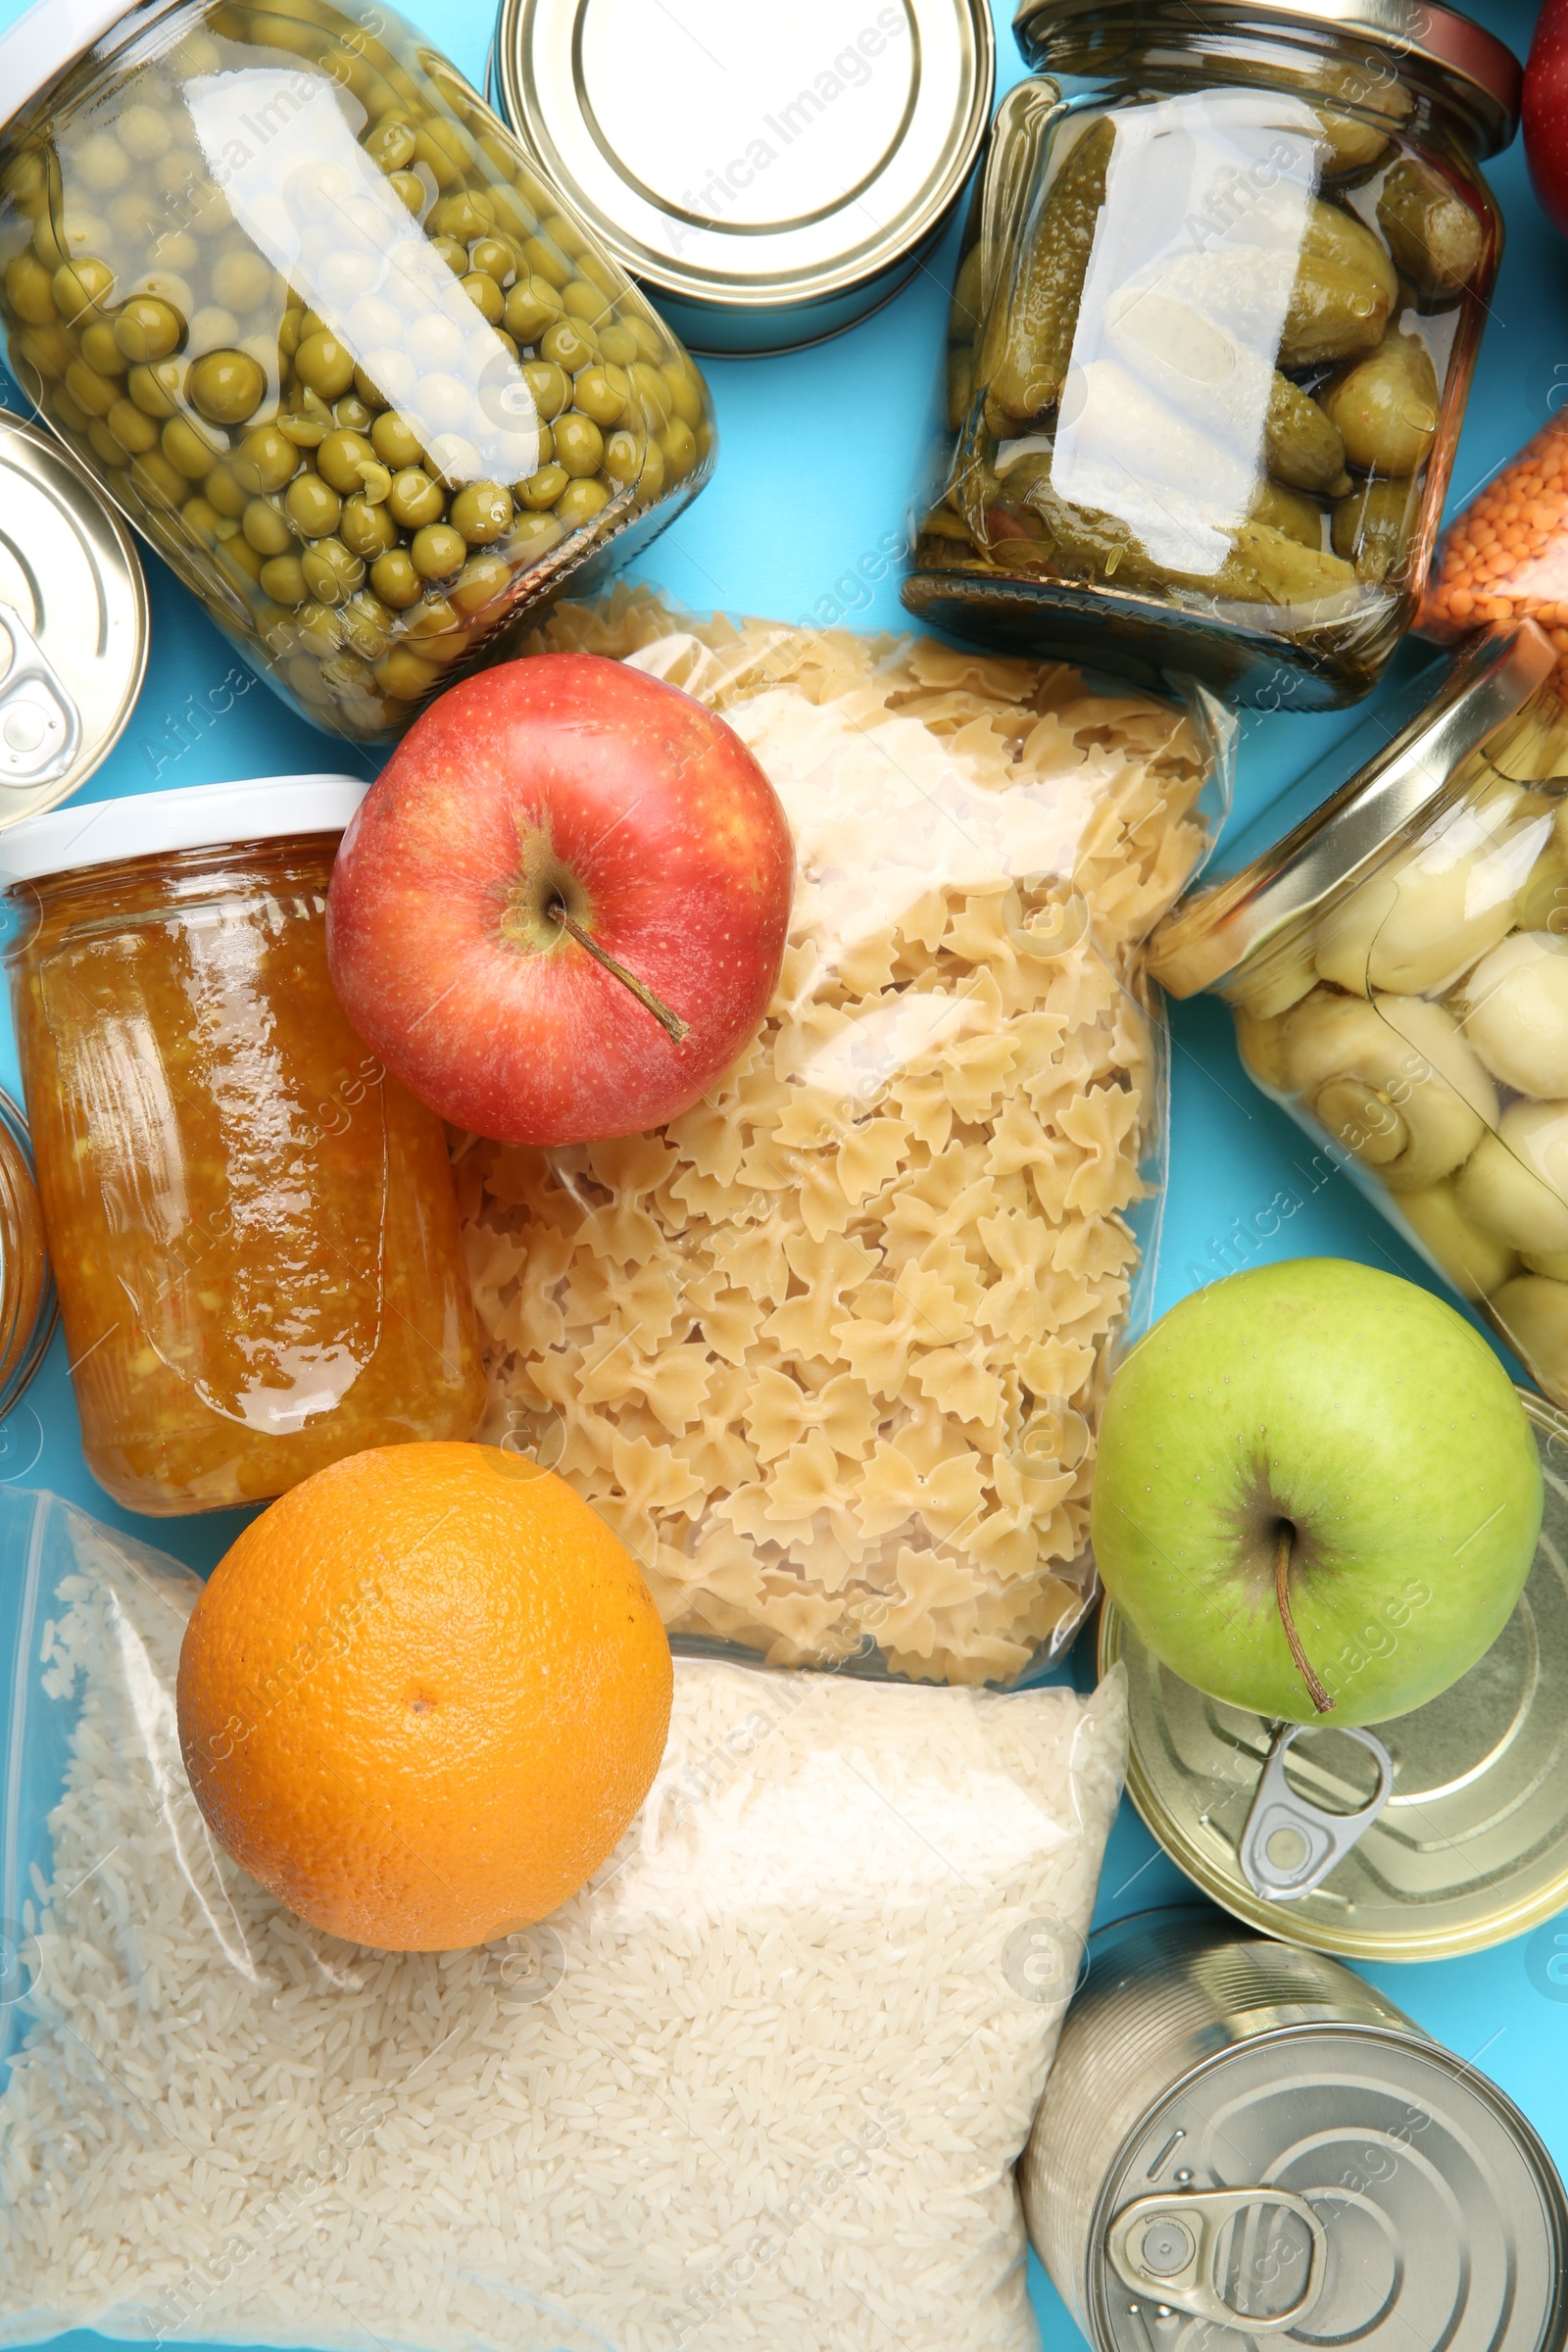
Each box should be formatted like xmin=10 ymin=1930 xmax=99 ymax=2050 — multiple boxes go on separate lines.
xmin=1239 ymin=1721 xmax=1395 ymax=1902
xmin=0 ymin=605 xmax=80 ymax=793
xmin=1107 ymin=2186 xmax=1328 ymax=2334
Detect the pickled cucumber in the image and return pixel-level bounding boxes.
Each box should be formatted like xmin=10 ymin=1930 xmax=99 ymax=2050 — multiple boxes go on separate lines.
xmin=1376 ymin=157 xmax=1485 ymax=301
xmin=1265 ymin=373 xmax=1349 ymax=496
xmin=980 ymin=115 xmax=1113 ymax=433
xmin=1332 ymin=475 xmax=1419 ymax=581
xmin=1323 ymin=330 xmax=1440 ymax=475
xmin=1250 ymin=478 xmax=1327 ymax=550
xmin=1279 ymin=198 xmax=1397 ymax=366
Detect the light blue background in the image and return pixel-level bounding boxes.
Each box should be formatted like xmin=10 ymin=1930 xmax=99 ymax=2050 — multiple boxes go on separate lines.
xmin=1 ymin=0 xmax=1564 ymax=2345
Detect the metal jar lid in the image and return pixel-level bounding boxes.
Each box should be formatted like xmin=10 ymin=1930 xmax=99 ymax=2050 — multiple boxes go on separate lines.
xmin=0 ymin=410 xmax=147 ymax=827
xmin=1100 ymin=1386 xmax=1568 ymax=1963
xmin=490 ymin=0 xmax=996 ymax=355
xmin=1012 ymin=0 xmax=1522 ymax=158
xmin=1024 ymin=1909 xmax=1568 ymax=2352
xmin=1147 ymin=624 xmax=1558 ymax=1002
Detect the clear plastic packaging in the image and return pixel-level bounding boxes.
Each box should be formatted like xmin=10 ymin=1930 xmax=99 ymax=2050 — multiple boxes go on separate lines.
xmin=0 ymin=1484 xmax=1127 ymax=2352
xmin=462 ymin=594 xmax=1232 ymax=1684
xmin=1420 ymin=406 xmax=1568 ymax=699
xmin=0 ymin=0 xmax=714 ymax=743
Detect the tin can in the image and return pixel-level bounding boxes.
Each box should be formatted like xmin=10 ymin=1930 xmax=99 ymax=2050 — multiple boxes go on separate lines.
xmin=0 ymin=409 xmax=145 ymax=824
xmin=1099 ymin=1387 xmax=1568 ymax=1964
xmin=489 ymin=0 xmax=995 ymax=355
xmin=1022 ymin=1907 xmax=1568 ymax=2352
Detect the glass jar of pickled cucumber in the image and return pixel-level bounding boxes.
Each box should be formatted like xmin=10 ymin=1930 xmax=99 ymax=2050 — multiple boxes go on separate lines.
xmin=0 ymin=0 xmax=715 ymax=745
xmin=906 ymin=0 xmax=1520 ymax=710
xmin=0 ymin=776 xmax=485 ymax=1514
xmin=1147 ymin=623 xmax=1568 ymax=1410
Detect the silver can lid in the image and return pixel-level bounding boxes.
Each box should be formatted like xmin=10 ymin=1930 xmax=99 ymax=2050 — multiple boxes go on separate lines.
xmin=491 ymin=0 xmax=995 ymax=354
xmin=1101 ymin=1390 xmax=1568 ymax=1962
xmin=0 ymin=410 xmax=147 ymax=826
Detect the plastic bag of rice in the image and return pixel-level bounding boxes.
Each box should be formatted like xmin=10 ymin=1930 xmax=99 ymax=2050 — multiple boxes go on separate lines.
xmin=0 ymin=1489 xmax=1124 ymax=2352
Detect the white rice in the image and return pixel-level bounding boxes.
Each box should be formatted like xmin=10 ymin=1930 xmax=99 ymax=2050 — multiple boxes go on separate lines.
xmin=0 ymin=1514 xmax=1125 ymax=2352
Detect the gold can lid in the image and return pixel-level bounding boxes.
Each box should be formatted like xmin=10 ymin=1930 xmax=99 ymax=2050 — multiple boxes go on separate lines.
xmin=1101 ymin=1386 xmax=1568 ymax=1963
xmin=1146 ymin=625 xmax=1556 ymax=1001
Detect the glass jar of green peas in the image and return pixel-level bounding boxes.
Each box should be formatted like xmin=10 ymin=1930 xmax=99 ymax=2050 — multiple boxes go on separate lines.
xmin=0 ymin=0 xmax=715 ymax=743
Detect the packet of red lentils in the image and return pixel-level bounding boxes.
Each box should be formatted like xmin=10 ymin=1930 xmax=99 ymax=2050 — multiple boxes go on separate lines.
xmin=1421 ymin=412 xmax=1568 ymax=693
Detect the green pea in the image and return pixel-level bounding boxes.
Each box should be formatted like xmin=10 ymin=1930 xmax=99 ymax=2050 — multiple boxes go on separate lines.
xmin=318 ymin=428 xmax=377 ymax=494
xmin=541 ymin=318 xmax=598 ymax=372
xmin=340 ymin=589 xmax=395 ymax=660
xmin=341 ymin=493 xmax=399 ymax=559
xmin=428 ymin=190 xmax=493 ymax=242
xmin=504 ymin=275 xmax=563 ymax=344
xmin=204 ymin=462 xmax=249 ymax=518
xmin=351 ymin=366 xmax=392 ymax=413
xmin=53 ymin=257 xmax=114 ymax=324
xmin=126 ymin=360 xmax=183 ymax=418
xmin=233 ymin=423 xmax=298 ymax=494
xmin=301 ymin=536 xmax=366 ymax=605
xmin=602 ymin=427 xmax=640 ymax=486
xmin=115 ymin=295 xmax=183 ymax=364
xmin=470 ymin=237 xmax=514 ymax=284
xmin=370 ymin=548 xmax=421 ymax=608
xmin=285 ymin=471 xmax=341 ymax=537
xmin=553 ymin=411 xmax=604 ymax=479
xmin=541 ymin=213 xmax=589 ymax=260
xmin=521 ymin=234 xmax=571 ymax=290
xmin=556 ymin=476 xmax=610 ymax=528
xmin=572 ymin=364 xmax=631 ymax=427
xmin=461 ymin=270 xmax=504 ymax=325
xmin=563 ymin=277 xmax=612 ymax=327
xmin=598 ymin=321 xmax=638 ymax=368
xmin=365 ymin=118 xmax=416 ymax=172
xmin=388 ymin=170 xmax=425 ymax=215
xmin=410 ymin=520 xmax=466 ymax=578
xmin=87 ymin=417 xmax=131 ymax=468
xmin=630 ymin=361 xmax=672 ymax=429
xmin=260 ymin=552 xmax=308 ymax=605
xmin=242 ymin=496 xmax=293 ymax=556
xmin=449 ymin=480 xmax=514 ymax=543
xmin=79 ymin=321 xmax=128 ymax=376
xmin=518 ymin=462 xmax=568 ymax=511
xmin=162 ymin=414 xmax=220 ymax=477
xmin=387 ymin=466 xmax=444 ymax=528
xmin=520 ymin=358 xmax=569 ymax=420
xmin=660 ymin=418 xmax=697 ymax=480
xmin=509 ymin=511 xmax=564 ymax=562
xmin=371 ymin=410 xmax=423 ymax=468
xmin=105 ymin=395 xmax=159 ymax=454
xmin=294 ymin=330 xmax=356 ymax=398
xmin=210 ymin=248 xmax=275 ymax=314
xmin=429 ymin=236 xmax=469 ymax=276
xmin=189 ymin=348 xmax=266 ymax=424
xmin=295 ymin=599 xmax=345 ymax=654
xmin=375 ymin=645 xmax=443 ymax=700
xmin=451 ymin=551 xmax=513 ymax=613
xmin=662 ymin=362 xmax=704 ymax=429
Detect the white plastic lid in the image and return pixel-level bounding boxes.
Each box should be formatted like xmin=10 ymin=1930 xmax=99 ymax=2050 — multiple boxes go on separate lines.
xmin=0 ymin=0 xmax=129 ymax=134
xmin=0 ymin=774 xmax=368 ymax=886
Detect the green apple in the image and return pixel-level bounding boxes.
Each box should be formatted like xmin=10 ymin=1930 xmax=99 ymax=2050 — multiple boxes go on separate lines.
xmin=1091 ymin=1258 xmax=1542 ymax=1724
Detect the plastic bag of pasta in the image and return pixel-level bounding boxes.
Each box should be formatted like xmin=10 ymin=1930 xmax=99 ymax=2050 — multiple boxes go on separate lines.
xmin=461 ymin=593 xmax=1231 ymax=1683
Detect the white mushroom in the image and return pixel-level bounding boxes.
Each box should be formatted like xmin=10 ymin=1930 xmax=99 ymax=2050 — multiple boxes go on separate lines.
xmin=1396 ymin=1180 xmax=1518 ymax=1302
xmin=1455 ymin=1098 xmax=1568 ymax=1253
xmin=1280 ymin=987 xmax=1496 ymax=1189
xmin=1227 ymin=934 xmax=1318 ymax=1021
xmin=1313 ymin=785 xmax=1547 ymax=998
xmin=1235 ymin=1004 xmax=1291 ymax=1090
xmin=1453 ymin=931 xmax=1568 ymax=1097
xmin=1489 ymin=1273 xmax=1568 ymax=1405
xmin=1525 ymin=1249 xmax=1568 ymax=1278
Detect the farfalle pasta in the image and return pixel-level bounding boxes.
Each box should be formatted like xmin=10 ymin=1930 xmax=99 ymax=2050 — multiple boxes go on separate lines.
xmin=459 ymin=593 xmax=1224 ymax=1683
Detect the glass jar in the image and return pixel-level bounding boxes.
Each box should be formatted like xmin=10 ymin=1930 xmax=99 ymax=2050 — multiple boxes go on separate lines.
xmin=0 ymin=1088 xmax=53 ymax=1417
xmin=1147 ymin=623 xmax=1568 ymax=1410
xmin=0 ymin=0 xmax=715 ymax=746
xmin=905 ymin=0 xmax=1520 ymax=710
xmin=0 ymin=776 xmax=485 ymax=1513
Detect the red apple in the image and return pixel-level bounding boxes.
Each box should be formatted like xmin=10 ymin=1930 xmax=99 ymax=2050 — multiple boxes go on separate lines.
xmin=326 ymin=653 xmax=794 ymax=1145
xmin=1526 ymin=0 xmax=1568 ymax=240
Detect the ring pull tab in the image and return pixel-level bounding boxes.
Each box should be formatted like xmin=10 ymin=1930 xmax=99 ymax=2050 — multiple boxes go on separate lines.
xmin=0 ymin=606 xmax=81 ymax=793
xmin=1239 ymin=1721 xmax=1396 ymax=1902
xmin=1107 ymin=2186 xmax=1328 ymax=2334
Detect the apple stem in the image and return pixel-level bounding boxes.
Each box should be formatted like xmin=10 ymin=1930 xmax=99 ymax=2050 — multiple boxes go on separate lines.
xmin=1275 ymin=1524 xmax=1334 ymax=1714
xmin=550 ymin=906 xmax=690 ymax=1044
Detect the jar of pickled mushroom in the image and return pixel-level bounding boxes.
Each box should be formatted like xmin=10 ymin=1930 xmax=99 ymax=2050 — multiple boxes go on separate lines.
xmin=906 ymin=0 xmax=1520 ymax=710
xmin=0 ymin=777 xmax=485 ymax=1513
xmin=1147 ymin=623 xmax=1568 ymax=1408
xmin=0 ymin=1088 xmax=52 ymax=1421
xmin=0 ymin=0 xmax=714 ymax=746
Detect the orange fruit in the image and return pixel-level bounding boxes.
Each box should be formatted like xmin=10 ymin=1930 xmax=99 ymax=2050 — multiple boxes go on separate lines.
xmin=176 ymin=1443 xmax=672 ymax=1952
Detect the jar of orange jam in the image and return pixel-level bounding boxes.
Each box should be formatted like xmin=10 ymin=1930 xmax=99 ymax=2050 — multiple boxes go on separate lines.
xmin=0 ymin=777 xmax=484 ymax=1513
